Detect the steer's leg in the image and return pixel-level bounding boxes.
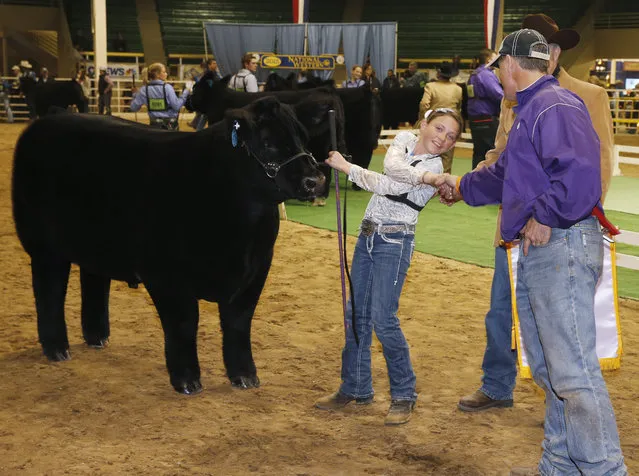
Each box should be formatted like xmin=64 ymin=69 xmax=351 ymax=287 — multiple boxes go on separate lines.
xmin=32 ymin=255 xmax=72 ymax=361
xmin=144 ymin=279 xmax=201 ymax=395
xmin=218 ymin=255 xmax=272 ymax=389
xmin=80 ymin=268 xmax=111 ymax=348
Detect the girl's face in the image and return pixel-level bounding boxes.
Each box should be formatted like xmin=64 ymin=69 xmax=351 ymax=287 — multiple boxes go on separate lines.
xmin=352 ymin=67 xmax=362 ymax=80
xmin=420 ymin=115 xmax=459 ymax=155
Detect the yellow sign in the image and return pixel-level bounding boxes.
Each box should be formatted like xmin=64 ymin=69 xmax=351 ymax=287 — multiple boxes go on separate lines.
xmin=623 ymin=62 xmax=639 ymax=72
xmin=263 ymin=56 xmax=282 ymax=68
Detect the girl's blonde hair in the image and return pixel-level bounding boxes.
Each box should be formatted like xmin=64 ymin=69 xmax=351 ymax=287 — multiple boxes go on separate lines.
xmin=423 ymin=108 xmax=463 ymax=139
xmin=147 ymin=63 xmax=166 ymax=80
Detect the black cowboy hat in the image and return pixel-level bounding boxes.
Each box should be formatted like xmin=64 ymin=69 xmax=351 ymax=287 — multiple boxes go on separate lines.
xmin=521 ymin=13 xmax=580 ymax=51
xmin=437 ymin=62 xmax=456 ymax=79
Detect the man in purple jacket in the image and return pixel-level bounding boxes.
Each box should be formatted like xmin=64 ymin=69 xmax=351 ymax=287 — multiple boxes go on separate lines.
xmin=437 ymin=29 xmax=626 ymax=476
xmin=467 ymin=48 xmax=503 ymax=169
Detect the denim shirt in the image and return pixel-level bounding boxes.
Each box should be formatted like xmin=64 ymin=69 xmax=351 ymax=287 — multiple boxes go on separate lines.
xmin=460 ymin=75 xmax=602 ymax=241
xmin=130 ymin=80 xmax=189 ymax=119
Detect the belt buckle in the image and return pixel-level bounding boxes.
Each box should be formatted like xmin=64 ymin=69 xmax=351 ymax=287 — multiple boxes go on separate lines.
xmin=361 ymin=219 xmax=375 ymax=237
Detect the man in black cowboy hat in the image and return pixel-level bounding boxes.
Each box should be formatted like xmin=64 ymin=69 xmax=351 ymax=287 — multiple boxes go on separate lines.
xmin=458 ymin=12 xmax=616 ymax=423
xmin=418 ymin=61 xmax=462 ymax=173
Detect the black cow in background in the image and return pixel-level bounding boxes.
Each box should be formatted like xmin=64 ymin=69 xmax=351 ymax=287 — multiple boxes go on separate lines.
xmin=188 ymin=72 xmax=348 ymax=200
xmin=379 ymin=87 xmax=424 ymax=129
xmin=264 ymin=72 xmax=334 ymax=91
xmin=34 ymin=80 xmax=88 ymax=117
xmin=12 ymin=97 xmax=324 ymax=394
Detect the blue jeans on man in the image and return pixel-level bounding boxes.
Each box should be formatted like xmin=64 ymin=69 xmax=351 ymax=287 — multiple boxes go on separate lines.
xmin=516 ymin=217 xmax=625 ymax=474
xmin=480 ymin=246 xmax=517 ymax=401
xmin=339 ymin=228 xmax=417 ymax=402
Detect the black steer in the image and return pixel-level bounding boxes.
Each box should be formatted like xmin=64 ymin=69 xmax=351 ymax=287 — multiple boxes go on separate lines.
xmin=12 ymin=97 xmax=324 ymax=394
xmin=189 ymin=73 xmax=377 ymax=197
xmin=34 ymin=80 xmax=88 ymax=117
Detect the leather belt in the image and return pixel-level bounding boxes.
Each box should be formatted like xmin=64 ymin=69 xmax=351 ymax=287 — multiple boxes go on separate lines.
xmin=360 ymin=219 xmax=415 ymax=237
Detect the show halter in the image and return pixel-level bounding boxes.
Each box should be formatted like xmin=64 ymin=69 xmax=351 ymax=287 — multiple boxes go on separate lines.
xmin=329 ymin=110 xmax=358 ymax=345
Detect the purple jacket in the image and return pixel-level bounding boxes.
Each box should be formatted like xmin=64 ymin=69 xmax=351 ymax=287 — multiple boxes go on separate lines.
xmin=467 ymin=65 xmax=503 ymax=117
xmin=460 ymin=75 xmax=602 ymax=242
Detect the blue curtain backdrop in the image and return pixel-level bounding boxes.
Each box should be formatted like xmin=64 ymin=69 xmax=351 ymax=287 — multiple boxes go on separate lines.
xmin=342 ymin=24 xmax=371 ymax=79
xmin=205 ymin=24 xmax=277 ymax=81
xmin=366 ymin=23 xmax=396 ymax=80
xmin=204 ymin=22 xmax=397 ymax=83
xmin=274 ymin=24 xmax=306 ymax=77
xmin=307 ymin=24 xmax=342 ymax=80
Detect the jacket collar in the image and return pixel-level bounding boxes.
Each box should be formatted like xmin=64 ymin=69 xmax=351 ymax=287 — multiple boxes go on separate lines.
xmin=514 ymin=74 xmax=557 ymax=110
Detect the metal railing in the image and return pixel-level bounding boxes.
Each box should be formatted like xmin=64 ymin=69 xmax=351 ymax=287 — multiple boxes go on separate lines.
xmin=1 ymin=78 xmax=639 ymax=134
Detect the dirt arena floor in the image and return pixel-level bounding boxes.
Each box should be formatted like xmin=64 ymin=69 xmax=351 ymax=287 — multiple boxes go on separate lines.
xmin=0 ymin=123 xmax=637 ymax=475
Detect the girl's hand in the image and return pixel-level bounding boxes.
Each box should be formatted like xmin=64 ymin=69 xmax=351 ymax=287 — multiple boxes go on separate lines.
xmin=325 ymin=151 xmax=352 ymax=174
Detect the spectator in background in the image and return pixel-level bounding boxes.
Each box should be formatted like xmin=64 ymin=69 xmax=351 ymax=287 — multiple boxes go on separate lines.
xmin=18 ymin=60 xmax=37 ymax=120
xmin=0 ymin=76 xmax=14 ymax=123
xmin=75 ymin=67 xmax=91 ymax=112
xmin=98 ymin=67 xmax=113 ymax=115
xmin=38 ymin=67 xmax=54 ymax=85
xmin=342 ymin=65 xmax=365 ymax=88
xmin=467 ymin=48 xmax=503 ymax=169
xmin=362 ymin=64 xmax=381 ymax=92
xmin=418 ymin=61 xmax=462 ymax=173
xmin=189 ymin=58 xmax=222 ymax=130
xmin=130 ymin=62 xmax=189 ymax=131
xmin=402 ymin=61 xmax=428 ymax=89
xmin=229 ymin=53 xmax=258 ymax=92
xmin=382 ymin=69 xmax=400 ymax=90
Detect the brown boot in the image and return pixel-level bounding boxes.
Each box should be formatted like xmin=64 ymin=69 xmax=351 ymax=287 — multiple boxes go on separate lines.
xmin=457 ymin=390 xmax=513 ymax=412
xmin=315 ymin=391 xmax=374 ymax=411
xmin=384 ymin=400 xmax=415 ymax=426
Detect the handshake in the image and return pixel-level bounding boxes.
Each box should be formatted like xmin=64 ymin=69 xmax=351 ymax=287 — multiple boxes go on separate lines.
xmin=422 ymin=172 xmax=463 ymax=206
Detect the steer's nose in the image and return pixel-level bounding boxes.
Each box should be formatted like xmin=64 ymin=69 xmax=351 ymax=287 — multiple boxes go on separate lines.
xmin=302 ymin=174 xmax=326 ymax=194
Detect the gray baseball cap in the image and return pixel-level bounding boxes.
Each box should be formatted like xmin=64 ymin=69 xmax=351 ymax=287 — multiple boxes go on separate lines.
xmin=487 ymin=28 xmax=550 ymax=68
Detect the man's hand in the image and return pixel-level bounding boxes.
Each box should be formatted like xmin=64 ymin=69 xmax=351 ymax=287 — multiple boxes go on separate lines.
xmin=430 ymin=174 xmax=462 ymax=206
xmin=325 ymin=151 xmax=352 ymax=174
xmin=520 ymin=217 xmax=552 ymax=256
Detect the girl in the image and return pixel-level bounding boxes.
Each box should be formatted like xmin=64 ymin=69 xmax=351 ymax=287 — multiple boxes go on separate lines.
xmin=315 ymin=108 xmax=462 ymax=425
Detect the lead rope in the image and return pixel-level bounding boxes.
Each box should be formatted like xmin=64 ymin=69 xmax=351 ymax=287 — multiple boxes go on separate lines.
xmin=329 ymin=110 xmax=358 ymax=345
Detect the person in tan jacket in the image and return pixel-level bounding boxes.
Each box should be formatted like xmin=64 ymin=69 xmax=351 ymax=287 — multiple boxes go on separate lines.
xmin=457 ymin=13 xmax=615 ymax=413
xmin=419 ymin=62 xmax=463 ymax=173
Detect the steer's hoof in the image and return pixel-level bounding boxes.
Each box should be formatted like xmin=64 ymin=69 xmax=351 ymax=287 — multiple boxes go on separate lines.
xmin=85 ymin=337 xmax=109 ymax=349
xmin=172 ymin=379 xmax=203 ymax=395
xmin=44 ymin=348 xmax=71 ymax=362
xmin=231 ymin=375 xmax=260 ymax=389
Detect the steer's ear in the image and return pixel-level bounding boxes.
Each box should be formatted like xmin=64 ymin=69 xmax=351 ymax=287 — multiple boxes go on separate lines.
xmin=224 ymin=109 xmax=253 ymax=148
xmin=251 ymin=96 xmax=281 ymax=119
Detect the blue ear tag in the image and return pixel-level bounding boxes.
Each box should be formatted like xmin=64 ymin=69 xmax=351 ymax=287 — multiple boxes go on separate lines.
xmin=231 ymin=120 xmax=240 ymax=148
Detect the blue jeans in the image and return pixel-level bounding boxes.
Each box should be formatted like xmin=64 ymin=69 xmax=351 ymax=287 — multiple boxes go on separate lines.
xmin=339 ymin=227 xmax=417 ymax=402
xmin=1 ymin=96 xmax=13 ymax=123
xmin=480 ymin=246 xmax=517 ymax=400
xmin=516 ymin=217 xmax=626 ymax=475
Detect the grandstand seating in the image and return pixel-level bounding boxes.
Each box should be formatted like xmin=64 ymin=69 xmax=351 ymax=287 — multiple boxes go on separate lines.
xmin=62 ymin=0 xmax=143 ymax=53
xmin=363 ymin=0 xmax=594 ymax=61
xmin=156 ymin=0 xmax=294 ymax=55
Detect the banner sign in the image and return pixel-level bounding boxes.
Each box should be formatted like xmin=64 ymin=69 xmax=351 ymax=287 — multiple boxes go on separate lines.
xmin=254 ymin=54 xmax=344 ymax=70
xmin=86 ymin=63 xmax=138 ymax=78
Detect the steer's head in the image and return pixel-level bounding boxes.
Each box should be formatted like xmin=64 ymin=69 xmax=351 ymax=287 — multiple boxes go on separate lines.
xmin=225 ymin=96 xmax=325 ymax=202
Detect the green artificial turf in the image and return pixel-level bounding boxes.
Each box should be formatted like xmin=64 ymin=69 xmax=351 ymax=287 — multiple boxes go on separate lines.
xmin=286 ymin=154 xmax=639 ymax=299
